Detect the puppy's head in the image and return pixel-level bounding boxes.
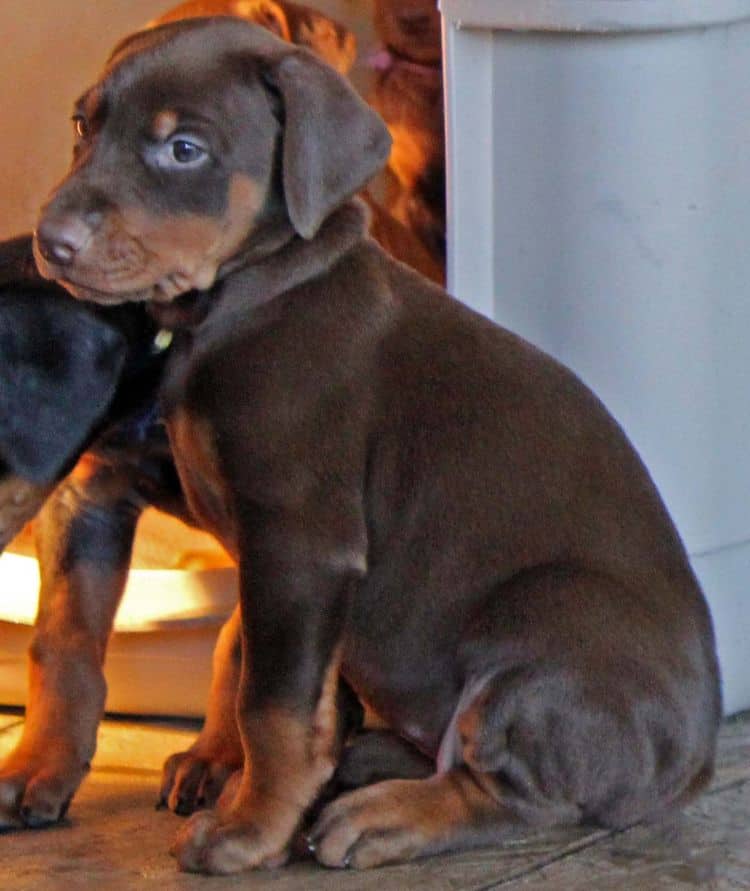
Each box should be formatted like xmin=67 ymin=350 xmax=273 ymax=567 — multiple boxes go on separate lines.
xmin=34 ymin=18 xmax=390 ymax=306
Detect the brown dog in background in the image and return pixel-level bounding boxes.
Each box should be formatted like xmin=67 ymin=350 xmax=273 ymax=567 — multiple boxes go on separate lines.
xmin=33 ymin=19 xmax=720 ymax=874
xmin=369 ymin=0 xmax=445 ymax=266
xmin=150 ymin=0 xmax=356 ymax=74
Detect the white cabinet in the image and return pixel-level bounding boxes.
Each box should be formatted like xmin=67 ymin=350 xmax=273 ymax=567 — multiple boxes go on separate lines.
xmin=441 ymin=0 xmax=750 ymax=713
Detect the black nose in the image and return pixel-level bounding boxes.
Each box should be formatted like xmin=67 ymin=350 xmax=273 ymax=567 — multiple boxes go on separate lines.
xmin=35 ymin=216 xmax=93 ymax=267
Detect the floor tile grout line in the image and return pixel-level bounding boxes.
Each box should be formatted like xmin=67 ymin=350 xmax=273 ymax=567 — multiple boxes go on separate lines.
xmin=705 ymin=776 xmax=750 ymax=797
xmin=471 ymin=775 xmax=750 ymax=891
xmin=469 ymin=828 xmax=619 ymax=891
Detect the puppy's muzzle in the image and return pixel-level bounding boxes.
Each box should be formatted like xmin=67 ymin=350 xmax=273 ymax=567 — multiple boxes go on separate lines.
xmin=35 ymin=213 xmax=99 ymax=268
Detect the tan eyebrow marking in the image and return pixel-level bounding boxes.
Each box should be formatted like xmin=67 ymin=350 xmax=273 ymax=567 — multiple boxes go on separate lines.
xmin=152 ymin=110 xmax=179 ymax=141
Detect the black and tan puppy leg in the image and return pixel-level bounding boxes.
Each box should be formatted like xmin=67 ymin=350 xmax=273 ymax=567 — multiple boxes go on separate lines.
xmin=0 ymin=458 xmax=141 ymax=829
xmin=172 ymin=509 xmax=365 ymax=874
xmin=161 ymin=609 xmax=367 ymax=818
xmin=160 ymin=606 xmax=244 ymax=815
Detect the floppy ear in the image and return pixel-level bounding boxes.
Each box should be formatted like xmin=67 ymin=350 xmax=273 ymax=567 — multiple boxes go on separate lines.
xmin=0 ymin=287 xmax=126 ymax=484
xmin=269 ymin=50 xmax=392 ymax=239
xmin=253 ymin=0 xmax=291 ymax=41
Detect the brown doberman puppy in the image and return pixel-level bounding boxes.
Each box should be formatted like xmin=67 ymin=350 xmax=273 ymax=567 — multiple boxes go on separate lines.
xmin=0 ymin=0 xmax=364 ymax=834
xmin=0 ymin=1 xmax=439 ymax=836
xmin=34 ymin=18 xmax=720 ymax=873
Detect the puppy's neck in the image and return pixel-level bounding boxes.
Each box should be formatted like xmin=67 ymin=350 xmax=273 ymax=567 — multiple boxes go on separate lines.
xmin=148 ymin=200 xmax=370 ymax=337
xmin=180 ymin=199 xmax=371 ymax=345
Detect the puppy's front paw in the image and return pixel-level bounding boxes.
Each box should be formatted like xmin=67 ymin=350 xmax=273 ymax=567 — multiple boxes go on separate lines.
xmin=0 ymin=758 xmax=81 ymax=830
xmin=159 ymin=748 xmax=240 ymax=816
xmin=171 ymin=809 xmax=290 ymax=874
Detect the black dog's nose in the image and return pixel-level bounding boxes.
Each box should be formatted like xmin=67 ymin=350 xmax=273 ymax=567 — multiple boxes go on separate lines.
xmin=35 ymin=216 xmax=92 ymax=267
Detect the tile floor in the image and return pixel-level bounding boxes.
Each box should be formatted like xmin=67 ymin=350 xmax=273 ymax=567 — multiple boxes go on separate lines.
xmin=0 ymin=710 xmax=748 ymax=890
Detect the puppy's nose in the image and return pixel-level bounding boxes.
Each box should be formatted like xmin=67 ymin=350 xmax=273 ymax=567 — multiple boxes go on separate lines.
xmin=35 ymin=215 xmax=93 ymax=267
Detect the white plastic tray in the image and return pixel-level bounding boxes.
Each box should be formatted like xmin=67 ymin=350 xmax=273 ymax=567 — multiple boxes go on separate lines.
xmin=0 ymin=552 xmax=237 ymax=717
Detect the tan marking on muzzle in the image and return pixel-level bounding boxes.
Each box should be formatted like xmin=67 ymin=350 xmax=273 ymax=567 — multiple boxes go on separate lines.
xmin=127 ymin=171 xmax=263 ymax=298
xmin=39 ymin=173 xmax=264 ymax=305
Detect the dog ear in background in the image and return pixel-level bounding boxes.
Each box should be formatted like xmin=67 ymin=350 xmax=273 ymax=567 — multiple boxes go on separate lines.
xmin=266 ymin=50 xmax=392 ymax=239
xmin=148 ymin=0 xmax=357 ymax=75
xmin=281 ymin=1 xmax=357 ymax=74
xmin=149 ymin=0 xmax=291 ymax=40
xmin=369 ymin=0 xmax=446 ymax=263
xmin=0 ymin=282 xmax=126 ymax=484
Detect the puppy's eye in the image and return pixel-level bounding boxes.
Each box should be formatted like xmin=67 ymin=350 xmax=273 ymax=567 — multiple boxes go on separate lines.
xmin=171 ymin=139 xmax=205 ymax=164
xmin=150 ymin=135 xmax=210 ymax=170
xmin=72 ymin=115 xmax=89 ymax=139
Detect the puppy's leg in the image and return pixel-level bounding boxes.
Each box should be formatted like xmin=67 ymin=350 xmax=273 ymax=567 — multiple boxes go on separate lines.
xmin=161 ymin=608 xmax=367 ymax=818
xmin=172 ymin=507 xmax=366 ymax=874
xmin=159 ymin=606 xmax=244 ymax=815
xmin=0 ymin=458 xmax=141 ymax=828
xmin=309 ymin=566 xmax=719 ymax=868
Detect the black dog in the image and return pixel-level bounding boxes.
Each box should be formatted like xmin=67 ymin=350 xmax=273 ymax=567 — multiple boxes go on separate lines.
xmin=0 ymin=235 xmax=191 ymax=829
xmin=0 ymin=236 xmax=129 ymax=549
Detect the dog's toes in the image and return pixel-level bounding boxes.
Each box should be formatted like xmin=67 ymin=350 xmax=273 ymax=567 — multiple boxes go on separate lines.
xmin=0 ymin=772 xmax=71 ymax=830
xmin=20 ymin=773 xmax=74 ymax=827
xmin=197 ymin=761 xmax=237 ymax=812
xmin=0 ymin=773 xmax=25 ymax=830
xmin=171 ymin=809 xmax=290 ymax=875
xmin=171 ymin=810 xmax=217 ymax=871
xmin=0 ymin=753 xmax=88 ymax=832
xmin=309 ymin=781 xmax=433 ymax=869
xmin=169 ymin=760 xmax=204 ymax=816
xmin=160 ymin=751 xmax=238 ymax=816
